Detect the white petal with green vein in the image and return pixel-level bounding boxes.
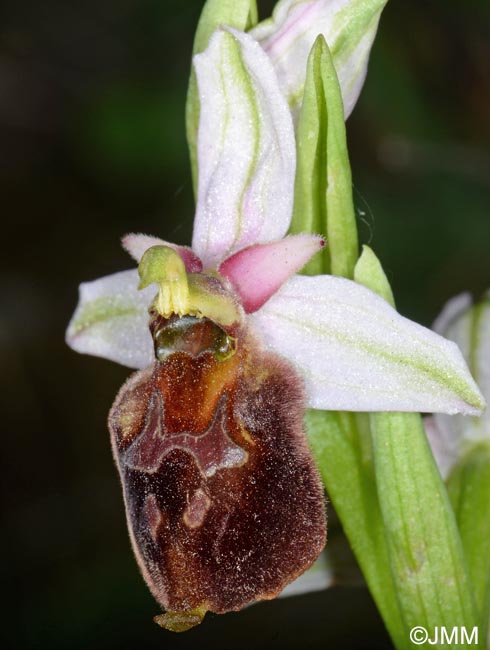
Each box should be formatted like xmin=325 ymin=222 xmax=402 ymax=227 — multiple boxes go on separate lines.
xmin=192 ymin=28 xmax=296 ymax=269
xmin=186 ymin=0 xmax=258 ymax=191
xmin=66 ymin=270 xmax=154 ymax=369
xmin=250 ymin=275 xmax=485 ymax=414
xmin=251 ymin=0 xmax=387 ymax=120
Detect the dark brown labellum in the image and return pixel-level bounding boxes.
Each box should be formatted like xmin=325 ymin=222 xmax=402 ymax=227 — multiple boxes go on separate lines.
xmin=108 ymin=315 xmax=326 ymax=631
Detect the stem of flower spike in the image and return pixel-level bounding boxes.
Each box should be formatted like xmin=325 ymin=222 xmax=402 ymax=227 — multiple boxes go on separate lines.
xmin=355 ymin=252 xmax=481 ymax=648
xmin=306 ymin=410 xmax=406 ymax=647
xmin=369 ymin=412 xmax=480 ymax=647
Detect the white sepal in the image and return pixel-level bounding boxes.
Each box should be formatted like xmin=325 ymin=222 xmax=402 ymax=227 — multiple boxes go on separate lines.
xmin=250 ymin=275 xmax=485 ymax=415
xmin=192 ymin=28 xmax=296 ymax=269
xmin=66 ymin=270 xmax=155 ymax=369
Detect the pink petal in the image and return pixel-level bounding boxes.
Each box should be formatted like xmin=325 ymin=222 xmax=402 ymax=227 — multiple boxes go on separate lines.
xmin=122 ymin=233 xmax=203 ymax=273
xmin=218 ymin=235 xmax=324 ymax=313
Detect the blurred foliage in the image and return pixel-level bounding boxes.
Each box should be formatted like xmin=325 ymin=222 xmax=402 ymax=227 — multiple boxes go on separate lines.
xmin=0 ymin=1 xmax=488 ymax=648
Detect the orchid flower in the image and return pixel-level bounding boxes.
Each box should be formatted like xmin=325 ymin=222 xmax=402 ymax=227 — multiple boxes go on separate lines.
xmin=187 ymin=0 xmax=388 ymax=184
xmin=68 ymin=27 xmax=483 ymax=416
xmin=426 ymin=291 xmax=490 ymax=479
xmin=425 ymin=291 xmax=490 ymax=627
xmin=66 ymin=26 xmax=484 ymax=631
xmin=250 ymin=0 xmax=388 ymax=120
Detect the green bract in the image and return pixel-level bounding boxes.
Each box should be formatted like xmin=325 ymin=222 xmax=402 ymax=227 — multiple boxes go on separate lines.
xmin=289 ymin=36 xmax=358 ymax=278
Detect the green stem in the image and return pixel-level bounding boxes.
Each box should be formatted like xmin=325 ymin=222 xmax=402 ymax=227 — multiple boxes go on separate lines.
xmin=370 ymin=413 xmax=481 ymax=649
xmin=307 ymin=410 xmax=407 ymax=648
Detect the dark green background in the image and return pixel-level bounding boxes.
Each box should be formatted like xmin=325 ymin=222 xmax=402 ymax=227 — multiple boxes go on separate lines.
xmin=1 ymin=1 xmax=488 ymax=648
